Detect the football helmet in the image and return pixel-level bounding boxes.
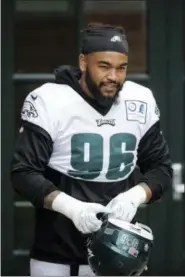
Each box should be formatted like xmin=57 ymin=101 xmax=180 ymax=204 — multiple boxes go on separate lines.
xmin=87 ymin=216 xmax=153 ymax=276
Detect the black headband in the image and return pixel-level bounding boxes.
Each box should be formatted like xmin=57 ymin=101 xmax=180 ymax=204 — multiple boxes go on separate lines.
xmin=81 ymin=27 xmax=129 ymax=55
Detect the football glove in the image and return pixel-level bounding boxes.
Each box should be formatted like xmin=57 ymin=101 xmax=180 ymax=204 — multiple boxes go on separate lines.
xmin=52 ymin=192 xmax=110 ymax=234
xmin=106 ymin=185 xmax=147 ymax=222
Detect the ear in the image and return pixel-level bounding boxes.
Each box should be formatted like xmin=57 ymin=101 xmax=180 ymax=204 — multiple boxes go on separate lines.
xmin=79 ymin=54 xmax=87 ymax=72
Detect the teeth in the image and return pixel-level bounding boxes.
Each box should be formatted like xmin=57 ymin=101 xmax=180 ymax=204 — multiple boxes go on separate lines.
xmin=105 ymin=85 xmax=116 ymax=88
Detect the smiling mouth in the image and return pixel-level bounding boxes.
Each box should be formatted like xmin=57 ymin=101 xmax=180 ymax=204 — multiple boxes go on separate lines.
xmin=102 ymin=83 xmax=118 ymax=92
xmin=103 ymin=83 xmax=117 ymax=88
xmin=104 ymin=84 xmax=118 ymax=91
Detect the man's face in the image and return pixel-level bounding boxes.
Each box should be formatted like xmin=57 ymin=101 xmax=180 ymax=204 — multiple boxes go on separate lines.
xmin=80 ymin=51 xmax=128 ymax=106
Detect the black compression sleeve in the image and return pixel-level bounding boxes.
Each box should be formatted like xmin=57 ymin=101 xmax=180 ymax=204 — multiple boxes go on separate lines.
xmin=11 ymin=121 xmax=58 ymax=208
xmin=137 ymin=121 xmax=173 ymax=202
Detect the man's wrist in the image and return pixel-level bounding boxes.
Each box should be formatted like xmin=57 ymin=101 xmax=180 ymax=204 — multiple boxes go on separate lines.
xmin=137 ymin=183 xmax=152 ymax=203
xmin=43 ymin=190 xmax=61 ymax=210
xmin=122 ymin=184 xmax=148 ymax=207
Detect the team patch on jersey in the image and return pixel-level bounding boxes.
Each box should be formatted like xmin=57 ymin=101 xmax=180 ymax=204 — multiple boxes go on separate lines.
xmin=125 ymin=100 xmax=147 ymax=124
xmin=96 ymin=119 xmax=116 ymax=127
xmin=21 ymin=100 xmax=38 ymax=118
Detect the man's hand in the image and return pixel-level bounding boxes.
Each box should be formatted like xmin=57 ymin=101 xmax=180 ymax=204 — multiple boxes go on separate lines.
xmin=51 ymin=192 xmax=110 ymax=234
xmin=106 ymin=185 xmax=150 ymax=222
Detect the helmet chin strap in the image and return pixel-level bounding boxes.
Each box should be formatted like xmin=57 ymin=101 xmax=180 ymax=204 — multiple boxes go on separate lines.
xmin=96 ymin=212 xmax=109 ymax=221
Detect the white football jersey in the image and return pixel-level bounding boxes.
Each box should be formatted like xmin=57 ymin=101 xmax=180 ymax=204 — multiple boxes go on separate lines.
xmin=21 ymin=81 xmax=159 ymax=182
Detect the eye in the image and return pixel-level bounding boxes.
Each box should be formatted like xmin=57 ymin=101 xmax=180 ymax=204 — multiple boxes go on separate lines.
xmin=118 ymin=66 xmax=126 ymax=72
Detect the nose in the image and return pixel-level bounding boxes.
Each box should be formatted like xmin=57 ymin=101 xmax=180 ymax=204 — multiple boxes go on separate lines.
xmin=107 ymin=69 xmax=117 ymax=82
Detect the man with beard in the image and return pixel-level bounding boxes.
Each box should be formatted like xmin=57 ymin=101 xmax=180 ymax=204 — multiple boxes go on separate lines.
xmin=11 ymin=23 xmax=172 ymax=276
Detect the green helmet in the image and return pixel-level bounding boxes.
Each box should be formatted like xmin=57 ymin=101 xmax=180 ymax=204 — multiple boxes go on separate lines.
xmin=87 ymin=218 xmax=153 ymax=276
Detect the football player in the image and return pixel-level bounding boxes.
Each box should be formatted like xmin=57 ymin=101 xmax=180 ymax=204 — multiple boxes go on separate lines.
xmin=11 ymin=23 xmax=172 ymax=276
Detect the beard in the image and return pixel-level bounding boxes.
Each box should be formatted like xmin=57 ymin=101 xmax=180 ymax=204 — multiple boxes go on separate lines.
xmin=85 ymin=68 xmax=124 ymax=108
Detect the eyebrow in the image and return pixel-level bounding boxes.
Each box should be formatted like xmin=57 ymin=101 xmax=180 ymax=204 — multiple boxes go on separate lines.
xmin=97 ymin=61 xmax=128 ymax=67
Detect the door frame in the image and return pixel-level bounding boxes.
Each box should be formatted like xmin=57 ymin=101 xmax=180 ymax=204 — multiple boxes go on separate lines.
xmin=1 ymin=0 xmax=15 ymax=275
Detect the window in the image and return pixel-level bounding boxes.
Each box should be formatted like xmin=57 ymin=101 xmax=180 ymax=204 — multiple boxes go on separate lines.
xmin=14 ymin=0 xmax=77 ymax=73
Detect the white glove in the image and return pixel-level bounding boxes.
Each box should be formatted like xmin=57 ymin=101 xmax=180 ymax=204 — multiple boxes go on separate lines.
xmin=106 ymin=185 xmax=147 ymax=222
xmin=52 ymin=192 xmax=110 ymax=234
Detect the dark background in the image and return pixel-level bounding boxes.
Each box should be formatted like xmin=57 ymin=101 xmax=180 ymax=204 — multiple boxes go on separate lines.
xmin=2 ymin=0 xmax=185 ymax=275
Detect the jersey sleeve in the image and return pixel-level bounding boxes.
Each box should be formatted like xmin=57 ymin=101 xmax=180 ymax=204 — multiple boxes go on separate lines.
xmin=21 ymin=84 xmax=58 ymax=141
xmin=11 ymin=122 xmax=58 ymax=208
xmin=137 ymin=90 xmax=172 ymax=202
xmin=144 ymin=89 xmax=160 ymax=133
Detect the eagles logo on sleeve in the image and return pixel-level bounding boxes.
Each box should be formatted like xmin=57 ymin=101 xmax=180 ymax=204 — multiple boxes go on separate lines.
xmin=20 ymin=85 xmax=58 ymax=141
xmin=21 ymin=100 xmax=38 ymax=118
